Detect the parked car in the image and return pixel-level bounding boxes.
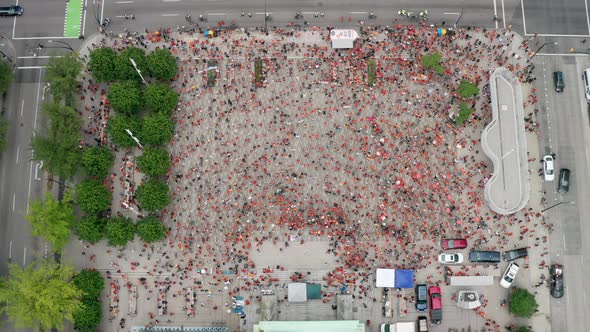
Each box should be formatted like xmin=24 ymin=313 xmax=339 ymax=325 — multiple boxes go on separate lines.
xmin=550 ymin=264 xmax=564 ymax=298
xmin=553 ymin=71 xmax=565 ymax=92
xmin=417 ymin=316 xmax=429 ymax=332
xmin=441 ymin=239 xmax=467 ymax=250
xmin=558 ymin=168 xmax=571 ymax=194
xmin=500 ymin=262 xmax=520 ymax=288
xmin=415 ymin=284 xmax=428 ymax=312
xmin=428 ymin=286 xmax=442 ymax=324
xmin=0 ymin=5 xmax=22 ymax=16
xmin=543 ymin=155 xmax=555 ymax=182
xmin=438 ymin=253 xmax=464 ymax=264
xmin=468 ymin=250 xmax=501 ymax=263
xmin=503 ymin=248 xmax=528 ymax=261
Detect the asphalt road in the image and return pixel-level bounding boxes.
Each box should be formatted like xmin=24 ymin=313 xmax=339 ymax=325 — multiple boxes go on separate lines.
xmin=534 ymin=53 xmax=590 ymax=332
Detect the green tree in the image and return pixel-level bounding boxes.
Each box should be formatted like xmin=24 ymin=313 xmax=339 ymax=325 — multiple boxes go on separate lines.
xmin=457 ymin=79 xmax=480 ymax=98
xmin=144 ymin=82 xmax=178 ymax=114
xmin=0 ymin=59 xmax=14 ymax=95
xmin=76 ymin=179 xmax=111 ymax=214
xmin=140 ymin=112 xmax=174 ymax=146
xmin=421 ymin=51 xmax=445 ymax=75
xmin=146 ymin=48 xmax=178 ymax=81
xmin=455 ymin=102 xmax=475 ymax=125
xmin=73 ymin=269 xmax=104 ymax=300
xmin=88 ymin=47 xmax=117 ymax=82
xmin=105 ymin=216 xmax=136 ymax=246
xmin=107 ymin=80 xmax=142 ymax=116
xmin=137 ymin=216 xmax=167 ymax=243
xmin=32 ymin=102 xmax=82 ymax=179
xmin=107 ymin=115 xmax=141 ymax=148
xmin=73 ymin=299 xmax=102 ymax=331
xmin=137 ymin=147 xmax=170 ymax=177
xmin=115 ymin=47 xmax=147 ymax=81
xmin=46 ymin=53 xmax=83 ymax=106
xmin=0 ymin=260 xmax=83 ymax=331
xmin=25 ymin=191 xmax=75 ymax=252
xmin=81 ymin=146 xmax=114 ymax=178
xmin=0 ymin=115 xmax=8 ymax=152
xmin=136 ymin=179 xmax=170 ymax=211
xmin=75 ymin=215 xmax=107 ymax=243
xmin=510 ymin=288 xmax=538 ymax=318
xmin=513 ymin=327 xmax=531 ymax=332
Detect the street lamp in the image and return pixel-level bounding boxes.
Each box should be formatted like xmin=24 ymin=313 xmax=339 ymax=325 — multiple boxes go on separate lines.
xmin=530 ymin=42 xmax=558 ymax=59
xmin=48 ymin=40 xmax=74 ymax=52
xmin=454 ymin=8 xmax=464 ymax=27
xmin=541 ymin=201 xmax=575 ymax=213
xmin=264 ymin=0 xmax=268 ymax=32
xmin=129 ymin=58 xmax=147 ymax=85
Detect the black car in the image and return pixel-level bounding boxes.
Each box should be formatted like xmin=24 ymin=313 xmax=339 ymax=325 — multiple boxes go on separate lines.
xmin=468 ymin=250 xmax=501 ymax=263
xmin=550 ymin=264 xmax=564 ymax=298
xmin=558 ymin=168 xmax=571 ymax=194
xmin=503 ymin=248 xmax=528 ymax=261
xmin=553 ymin=71 xmax=565 ymax=92
xmin=415 ymin=284 xmax=428 ymax=312
xmin=0 ymin=5 xmax=23 ymax=16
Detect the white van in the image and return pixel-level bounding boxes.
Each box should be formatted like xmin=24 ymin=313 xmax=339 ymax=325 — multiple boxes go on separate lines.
xmin=582 ymin=68 xmax=590 ymax=102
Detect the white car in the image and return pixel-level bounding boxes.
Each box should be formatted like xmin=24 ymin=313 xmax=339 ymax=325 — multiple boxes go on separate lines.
xmin=500 ymin=262 xmax=520 ymax=288
xmin=543 ymin=155 xmax=555 ymax=181
xmin=438 ymin=253 xmax=464 ymax=264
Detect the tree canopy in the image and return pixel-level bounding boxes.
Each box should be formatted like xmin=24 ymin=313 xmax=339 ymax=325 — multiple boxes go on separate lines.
xmin=46 ymin=53 xmax=83 ymax=106
xmin=140 ymin=112 xmax=174 ymax=146
xmin=81 ymin=146 xmax=114 ymax=178
xmin=146 ymin=48 xmax=178 ymax=81
xmin=0 ymin=59 xmax=14 ymax=95
xmin=73 ymin=299 xmax=102 ymax=331
xmin=107 ymin=80 xmax=143 ymax=116
xmin=510 ymin=288 xmax=538 ymax=318
xmin=137 ymin=147 xmax=170 ymax=177
xmin=421 ymin=51 xmax=445 ymax=75
xmin=88 ymin=47 xmax=117 ymax=82
xmin=25 ymin=191 xmax=75 ymax=252
xmin=73 ymin=269 xmax=104 ymax=300
xmin=513 ymin=327 xmax=532 ymax=332
xmin=137 ymin=216 xmax=167 ymax=243
xmin=75 ymin=179 xmax=111 ymax=214
xmin=31 ymin=102 xmax=82 ymax=179
xmin=0 ymin=260 xmax=83 ymax=331
xmin=0 ymin=115 xmax=8 ymax=152
xmin=115 ymin=47 xmax=147 ymax=81
xmin=455 ymin=102 xmax=475 ymax=125
xmin=75 ymin=215 xmax=107 ymax=243
xmin=144 ymin=82 xmax=178 ymax=115
xmin=107 ymin=115 xmax=141 ymax=148
xmin=136 ymin=179 xmax=170 ymax=211
xmin=105 ymin=216 xmax=136 ymax=246
xmin=457 ymin=79 xmax=480 ymax=98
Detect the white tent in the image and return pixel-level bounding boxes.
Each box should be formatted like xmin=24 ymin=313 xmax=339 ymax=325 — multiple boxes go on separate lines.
xmin=375 ymin=268 xmax=395 ymax=288
xmin=288 ymin=283 xmax=307 ymax=302
xmin=330 ymin=29 xmax=359 ymax=49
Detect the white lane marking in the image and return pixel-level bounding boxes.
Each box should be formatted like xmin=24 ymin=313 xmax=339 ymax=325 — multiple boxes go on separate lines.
xmin=162 ymin=13 xmax=179 ymax=16
xmin=349 ymin=12 xmax=367 ymax=14
xmin=20 ymin=99 xmax=24 ymax=117
xmin=115 ymin=0 xmax=134 ymax=3
xmin=26 ymin=69 xmax=42 ymax=214
xmin=585 ymin=0 xmax=590 ymax=36
xmin=23 ymin=247 xmax=26 ymax=266
xmin=501 ymin=0 xmax=506 ymax=29
xmin=18 ymin=56 xmax=63 ymax=59
xmin=17 ymin=66 xmax=48 ymax=69
xmin=255 ymin=12 xmax=273 ymax=15
xmin=12 ymin=36 xmax=78 ymax=40
xmin=526 ymin=33 xmax=590 ymax=37
xmin=444 ymin=12 xmax=461 ymax=15
xmin=8 ymin=241 xmax=12 ymax=260
xmin=115 ymin=15 xmax=127 ymax=18
xmin=82 ymin=8 xmax=87 ymax=37
xmin=162 ymin=0 xmax=181 ymax=2
xmin=12 ymin=193 xmax=15 ymax=211
xmin=520 ymin=0 xmax=527 ymax=35
xmin=12 ymin=0 xmax=17 ymax=39
xmin=15 ymin=145 xmax=19 ymax=164
xmin=100 ymin=0 xmax=105 ymax=26
xmin=208 ymin=13 xmax=226 ymax=16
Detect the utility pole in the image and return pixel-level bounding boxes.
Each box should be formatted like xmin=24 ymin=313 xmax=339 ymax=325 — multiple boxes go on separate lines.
xmin=530 ymin=42 xmax=557 ymax=59
xmin=541 ymin=201 xmax=575 ymax=213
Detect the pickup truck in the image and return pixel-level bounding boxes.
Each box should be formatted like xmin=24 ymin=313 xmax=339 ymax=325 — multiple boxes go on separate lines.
xmin=428 ymin=286 xmax=442 ymax=324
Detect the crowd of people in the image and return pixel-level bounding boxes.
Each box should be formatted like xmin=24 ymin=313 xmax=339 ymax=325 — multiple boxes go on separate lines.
xmin=79 ymin=23 xmax=550 ymax=331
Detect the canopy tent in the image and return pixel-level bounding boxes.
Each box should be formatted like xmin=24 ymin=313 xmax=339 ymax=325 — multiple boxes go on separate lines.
xmin=306 ymin=284 xmax=322 ymax=300
xmin=288 ymin=283 xmax=307 ymax=302
xmin=376 ymin=269 xmax=414 ymax=288
xmin=330 ymin=29 xmax=359 ymax=49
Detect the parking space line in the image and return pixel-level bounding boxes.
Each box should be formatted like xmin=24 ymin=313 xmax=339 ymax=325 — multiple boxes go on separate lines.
xmin=162 ymin=13 xmax=179 ymax=16
xmin=585 ymin=0 xmax=590 ymax=36
xmin=521 ymin=0 xmax=528 ymax=35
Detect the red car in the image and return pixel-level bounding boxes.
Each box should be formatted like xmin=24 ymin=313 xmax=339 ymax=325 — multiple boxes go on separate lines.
xmin=428 ymin=286 xmax=442 ymax=324
xmin=441 ymin=239 xmax=467 ymax=250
